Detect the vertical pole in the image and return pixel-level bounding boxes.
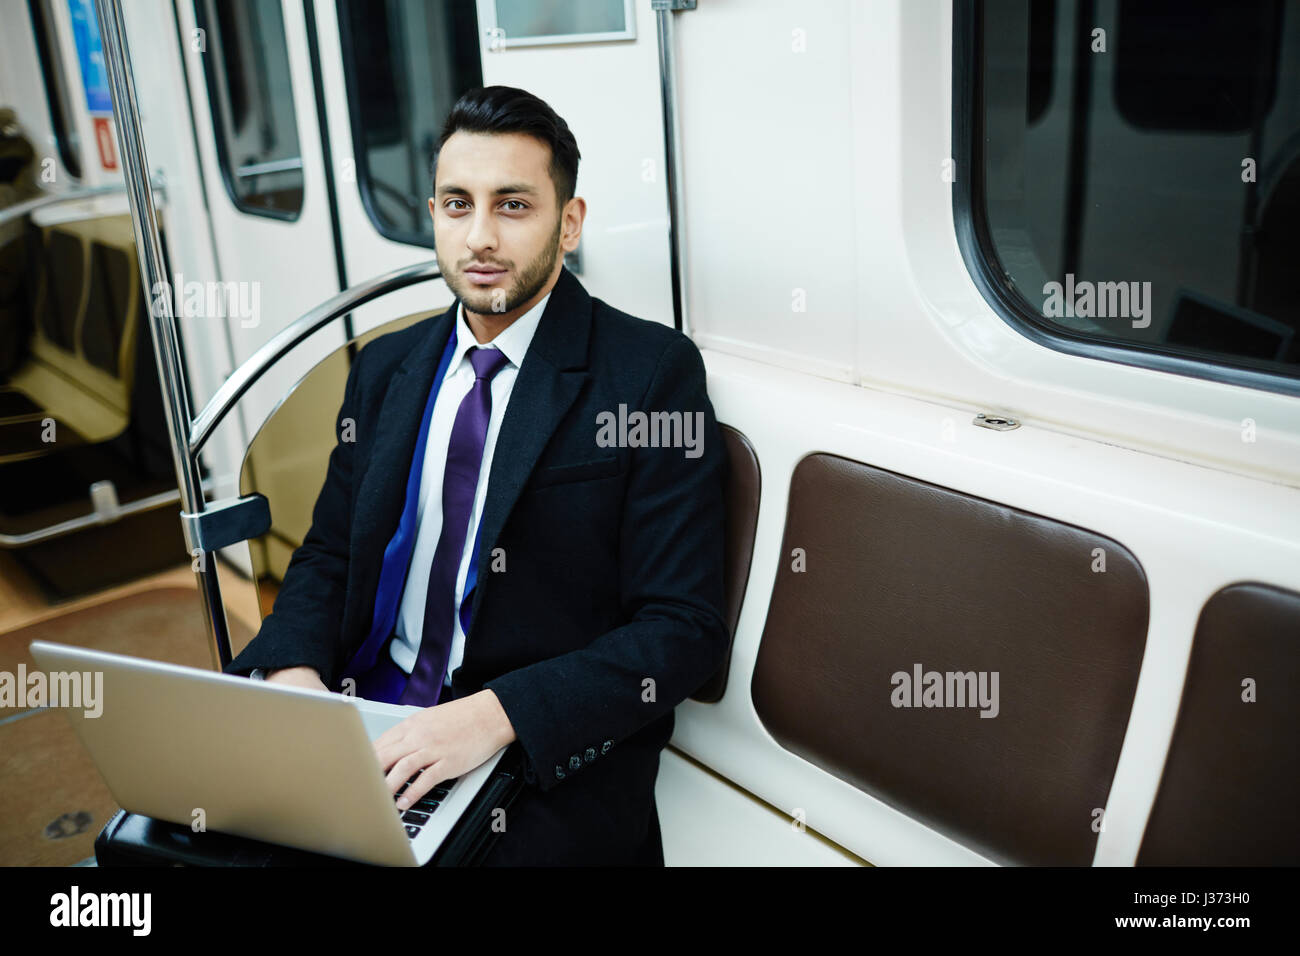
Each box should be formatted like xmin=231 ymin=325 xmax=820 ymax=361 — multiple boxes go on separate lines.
xmin=654 ymin=1 xmax=691 ymax=335
xmin=94 ymin=0 xmax=233 ymax=668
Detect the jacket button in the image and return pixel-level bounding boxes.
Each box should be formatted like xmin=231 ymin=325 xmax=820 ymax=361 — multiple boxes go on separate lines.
xmin=568 ymin=754 xmax=582 ymax=771
xmin=584 ymin=747 xmax=596 ymax=764
xmin=554 ymin=765 xmax=566 ymax=780
xmin=601 ymin=740 xmax=612 ymax=754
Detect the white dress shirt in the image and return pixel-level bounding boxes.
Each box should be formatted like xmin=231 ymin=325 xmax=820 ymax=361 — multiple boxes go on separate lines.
xmin=252 ymin=292 xmax=549 ymax=688
xmin=388 ymin=291 xmax=549 ymax=685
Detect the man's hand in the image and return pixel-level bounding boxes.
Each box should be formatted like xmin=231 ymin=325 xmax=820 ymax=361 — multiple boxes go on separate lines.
xmin=265 ymin=666 xmax=328 ymax=692
xmin=375 ymin=689 xmax=517 ymax=810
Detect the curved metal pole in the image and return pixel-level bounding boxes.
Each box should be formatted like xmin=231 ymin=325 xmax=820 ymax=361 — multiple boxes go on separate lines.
xmin=0 ymin=478 xmax=220 ymax=548
xmin=190 ymin=258 xmax=442 ymax=456
xmin=95 ymin=0 xmax=233 ymax=668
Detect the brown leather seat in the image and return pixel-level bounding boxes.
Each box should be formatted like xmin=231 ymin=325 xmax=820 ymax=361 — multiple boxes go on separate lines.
xmin=691 ymin=424 xmax=760 ymax=703
xmin=750 ymin=453 xmax=1149 ymax=865
xmin=1137 ymin=582 xmax=1300 ymax=865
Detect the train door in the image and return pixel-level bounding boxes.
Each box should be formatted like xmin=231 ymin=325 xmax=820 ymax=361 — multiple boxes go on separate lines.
xmin=173 ymin=0 xmax=345 ymax=459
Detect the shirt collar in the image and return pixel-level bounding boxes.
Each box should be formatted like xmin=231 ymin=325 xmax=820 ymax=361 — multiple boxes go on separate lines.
xmin=447 ymin=291 xmax=551 ymax=377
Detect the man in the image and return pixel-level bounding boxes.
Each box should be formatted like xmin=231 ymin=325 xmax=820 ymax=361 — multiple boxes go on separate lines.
xmin=224 ymin=86 xmax=729 ymax=866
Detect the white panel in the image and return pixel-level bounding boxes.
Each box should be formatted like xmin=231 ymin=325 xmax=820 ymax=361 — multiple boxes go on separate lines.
xmin=676 ymin=0 xmax=858 ymax=381
xmin=667 ymin=348 xmax=1300 ymax=866
xmin=657 ymin=747 xmax=863 ymax=866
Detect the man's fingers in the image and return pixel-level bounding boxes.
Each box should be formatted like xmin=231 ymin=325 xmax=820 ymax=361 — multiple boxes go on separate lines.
xmin=374 ymin=723 xmax=430 ymax=772
xmin=395 ymin=760 xmax=448 ymax=811
xmin=375 ymin=739 xmax=417 ymax=774
xmin=373 ymin=708 xmax=458 ymax=806
xmin=384 ymin=749 xmax=437 ymax=794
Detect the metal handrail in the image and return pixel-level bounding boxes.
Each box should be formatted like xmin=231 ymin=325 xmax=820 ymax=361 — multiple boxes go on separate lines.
xmin=0 ymin=476 xmax=223 ymax=548
xmin=0 ymin=181 xmax=165 ymax=228
xmin=189 ymin=258 xmax=442 ymax=457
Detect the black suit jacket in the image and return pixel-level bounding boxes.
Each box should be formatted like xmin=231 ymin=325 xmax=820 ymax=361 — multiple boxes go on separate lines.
xmin=225 ymin=264 xmax=729 ymax=865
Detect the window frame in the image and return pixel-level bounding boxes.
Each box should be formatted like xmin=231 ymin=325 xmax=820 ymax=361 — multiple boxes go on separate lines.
xmin=27 ymin=0 xmax=83 ymax=180
xmin=951 ymin=0 xmax=1300 ymax=399
xmin=335 ymin=0 xmax=484 ymax=250
xmin=193 ymin=0 xmax=305 ymax=223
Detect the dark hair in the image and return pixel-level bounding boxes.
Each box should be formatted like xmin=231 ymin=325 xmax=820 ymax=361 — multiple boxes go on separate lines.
xmin=431 ymin=86 xmax=580 ymax=208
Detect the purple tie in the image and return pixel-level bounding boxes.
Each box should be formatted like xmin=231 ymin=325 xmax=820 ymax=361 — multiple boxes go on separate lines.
xmin=400 ymin=346 xmax=511 ymax=705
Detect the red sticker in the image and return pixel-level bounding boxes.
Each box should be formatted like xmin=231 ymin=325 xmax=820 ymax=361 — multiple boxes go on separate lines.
xmin=93 ymin=116 xmax=118 ymax=171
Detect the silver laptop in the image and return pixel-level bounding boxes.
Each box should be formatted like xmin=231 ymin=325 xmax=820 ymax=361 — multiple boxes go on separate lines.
xmin=27 ymin=640 xmax=508 ymax=866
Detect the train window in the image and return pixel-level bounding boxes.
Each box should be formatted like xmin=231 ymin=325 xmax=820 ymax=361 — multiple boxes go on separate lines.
xmin=27 ymin=0 xmax=83 ymax=179
xmin=959 ymin=0 xmax=1300 ymax=390
xmin=194 ymin=0 xmax=304 ymax=219
xmin=486 ymin=0 xmax=636 ymax=47
xmin=337 ymin=0 xmax=483 ymax=247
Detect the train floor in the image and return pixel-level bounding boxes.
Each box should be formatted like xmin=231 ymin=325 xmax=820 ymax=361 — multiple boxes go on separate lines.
xmin=0 ymin=554 xmax=267 ymax=865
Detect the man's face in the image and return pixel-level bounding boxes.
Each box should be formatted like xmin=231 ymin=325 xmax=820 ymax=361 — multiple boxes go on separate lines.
xmin=429 ymin=131 xmax=567 ymax=316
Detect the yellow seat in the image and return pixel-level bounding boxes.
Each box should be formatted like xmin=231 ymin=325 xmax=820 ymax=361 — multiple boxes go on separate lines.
xmin=238 ymin=308 xmax=444 ymax=597
xmin=2 ymin=214 xmax=142 ymax=462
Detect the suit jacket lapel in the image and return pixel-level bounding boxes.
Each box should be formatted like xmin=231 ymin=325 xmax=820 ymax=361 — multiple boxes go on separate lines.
xmin=465 ymin=265 xmax=593 ymax=634
xmin=349 ymin=306 xmax=455 ymax=634
xmin=346 ymin=265 xmax=592 ymax=650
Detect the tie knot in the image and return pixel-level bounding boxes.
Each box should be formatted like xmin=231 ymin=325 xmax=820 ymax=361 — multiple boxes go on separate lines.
xmin=468 ymin=346 xmax=510 ymax=381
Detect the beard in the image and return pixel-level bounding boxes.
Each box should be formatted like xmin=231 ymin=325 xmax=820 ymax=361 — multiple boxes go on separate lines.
xmin=440 ymin=217 xmax=562 ymax=317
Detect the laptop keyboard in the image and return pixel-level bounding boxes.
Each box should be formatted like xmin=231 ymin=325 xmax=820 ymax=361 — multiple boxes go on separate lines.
xmin=395 ymin=773 xmax=458 ymax=839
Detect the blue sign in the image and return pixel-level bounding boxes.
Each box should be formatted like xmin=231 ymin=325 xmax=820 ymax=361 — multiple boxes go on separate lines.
xmin=67 ymin=0 xmax=113 ymax=115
